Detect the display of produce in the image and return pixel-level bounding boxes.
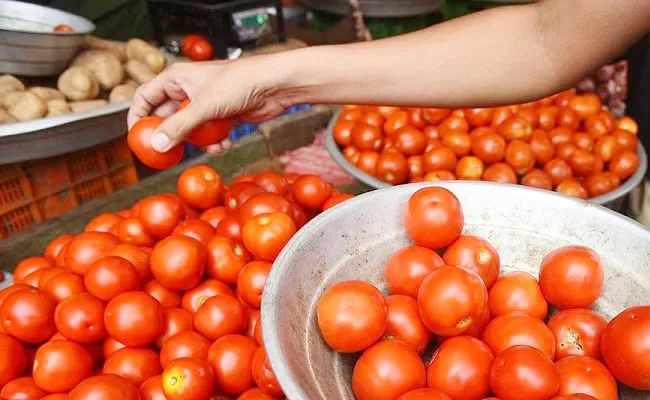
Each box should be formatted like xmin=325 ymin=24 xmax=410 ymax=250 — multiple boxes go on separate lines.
xmin=0 ymin=165 xmax=352 ymax=399
xmin=0 ymin=37 xmax=166 ymax=125
xmin=316 ymin=186 xmax=650 ymax=400
xmin=577 ymin=60 xmax=628 ymax=119
xmin=332 ymin=91 xmax=641 ymax=199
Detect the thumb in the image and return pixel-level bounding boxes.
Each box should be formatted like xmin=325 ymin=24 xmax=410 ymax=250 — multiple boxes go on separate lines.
xmin=150 ymin=102 xmax=209 ymax=152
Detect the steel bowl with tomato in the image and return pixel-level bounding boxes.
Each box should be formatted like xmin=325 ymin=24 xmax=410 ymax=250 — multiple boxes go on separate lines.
xmin=263 ymin=181 xmax=650 ymax=400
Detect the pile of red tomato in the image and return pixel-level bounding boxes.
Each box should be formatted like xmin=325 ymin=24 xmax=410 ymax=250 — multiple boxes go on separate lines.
xmin=317 ymin=186 xmax=650 ymax=400
xmin=0 ymin=165 xmax=352 ymax=400
xmin=333 ymin=91 xmax=640 ymax=199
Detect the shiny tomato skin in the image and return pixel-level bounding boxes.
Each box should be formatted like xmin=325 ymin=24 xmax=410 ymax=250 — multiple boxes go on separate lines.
xmin=237 ymin=261 xmax=272 ymax=309
xmin=609 ymin=149 xmax=639 ymax=180
xmin=160 ymin=330 xmax=211 ymax=368
xmin=376 ymin=151 xmax=409 ymax=184
xmin=251 ymin=347 xmax=284 ymax=398
xmin=427 ymin=336 xmax=494 ymax=400
xmin=443 ymin=235 xmax=500 ymax=288
xmin=44 ymin=272 xmax=86 ymax=303
xmin=182 ymin=279 xmax=234 ymax=314
xmin=471 ymin=133 xmax=506 ymax=164
xmin=150 ymin=235 xmax=206 ymax=291
xmin=385 ymin=245 xmax=445 ymax=297
xmin=488 ymin=272 xmax=548 ymax=320
xmin=103 ymin=347 xmax=162 ymax=386
xmin=482 ymin=163 xmax=517 ymax=184
xmin=384 ymin=295 xmax=432 ymax=354
xmin=117 ymin=218 xmax=155 ymax=246
xmin=138 ymin=194 xmax=186 ymax=239
xmin=291 ymin=175 xmax=332 ymax=211
xmin=64 ymin=232 xmax=120 ymax=276
xmin=84 ymin=256 xmax=140 ymax=302
xmin=215 ymin=213 xmax=243 ymax=242
xmin=322 ymin=193 xmax=354 ymax=210
xmin=144 ymin=280 xmax=182 ymax=309
xmin=483 ymin=313 xmax=555 ymax=359
xmin=156 ymin=307 xmax=194 ymax=348
xmin=397 ymin=388 xmax=452 ymax=400
xmin=85 ymin=213 xmax=124 ymax=233
xmin=128 ymin=116 xmax=185 ymax=170
xmin=239 ymin=192 xmax=292 ymax=223
xmin=194 ymin=295 xmax=247 ymax=341
xmin=1 ymin=288 xmax=57 ymax=343
xmin=205 ymin=236 xmax=251 ymax=285
xmin=13 ymin=256 xmax=53 ymax=283
xmin=140 ymin=375 xmax=166 ymax=400
xmin=490 ymin=346 xmax=559 ymax=400
xmin=539 ymin=246 xmax=604 ymax=309
xmin=395 ymin=126 xmax=427 ymax=156
xmin=208 ymin=334 xmax=259 ymax=395
xmin=33 ymin=339 xmax=94 ymax=393
xmin=521 ymin=169 xmax=553 ymax=190
xmin=102 ymin=337 xmax=127 ymax=359
xmin=0 ymin=333 xmax=28 ymax=386
xmin=162 ymin=357 xmax=215 ymax=400
xmin=200 ymin=206 xmax=229 ymax=229
xmin=108 ymin=243 xmax=152 ymax=282
xmin=0 ymin=377 xmax=48 ymax=400
xmin=352 ymin=340 xmax=426 ymax=400
xmin=317 ymin=280 xmax=387 ymax=353
xmin=404 ymin=187 xmax=464 ymax=250
xmin=224 ymin=182 xmax=265 ymax=211
xmin=417 ymin=265 xmax=488 ymax=337
xmin=600 ymin=306 xmax=650 ymax=390
xmin=104 ymin=291 xmax=164 ymax=347
xmin=177 ymin=165 xmax=223 ymax=210
xmin=69 ymin=374 xmax=141 ymax=400
xmin=547 ymin=309 xmax=607 ymax=360
xmin=187 ymin=118 xmax=232 ymax=147
xmin=555 ymin=356 xmax=618 ymax=400
xmin=333 ymin=119 xmax=356 ymax=146
xmin=551 ymin=395 xmax=598 ymax=400
xmin=54 ymin=293 xmax=106 ymax=343
xmin=242 ymin=212 xmax=296 ymax=262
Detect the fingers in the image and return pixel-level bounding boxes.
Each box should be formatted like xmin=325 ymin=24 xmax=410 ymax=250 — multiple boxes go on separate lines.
xmin=127 ymin=70 xmax=187 ymax=129
xmin=150 ymin=101 xmax=208 ymax=152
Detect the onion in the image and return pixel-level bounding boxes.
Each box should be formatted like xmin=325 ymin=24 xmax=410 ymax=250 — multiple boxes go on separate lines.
xmin=615 ymin=60 xmax=628 ymax=74
xmin=597 ymin=85 xmax=611 ymax=102
xmin=577 ymin=78 xmax=596 ymax=93
xmin=614 ymin=70 xmax=627 ymax=87
xmin=598 ymin=64 xmax=616 ymax=82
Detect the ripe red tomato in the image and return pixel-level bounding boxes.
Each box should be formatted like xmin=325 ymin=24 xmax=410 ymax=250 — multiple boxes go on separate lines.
xmin=182 ymin=279 xmax=234 ymax=314
xmin=376 ymin=151 xmax=409 ymax=184
xmin=184 ymin=37 xmax=213 ymax=61
xmin=322 ymin=193 xmax=354 ymax=210
xmin=556 ymin=178 xmax=589 ymax=199
xmin=237 ymin=261 xmax=271 ymax=309
xmin=291 ymin=175 xmax=332 ymax=211
xmin=556 ymin=108 xmax=580 ymax=130
xmin=182 ymin=34 xmax=202 ymax=55
xmin=490 ymin=346 xmax=559 ymax=400
xmin=251 ymin=347 xmax=284 ymax=398
xmin=498 ymin=116 xmax=532 ymax=141
xmin=200 ymin=206 xmax=229 ymax=228
xmin=194 ymin=295 xmax=247 ymax=340
xmin=483 ymin=313 xmax=555 ymax=359
xmin=333 ymin=119 xmax=356 ymax=146
xmin=208 ymin=334 xmax=259 ymax=395
xmin=538 ymin=106 xmax=559 ymax=131
xmin=215 ymin=213 xmax=244 ymax=242
xmin=487 ymin=272 xmax=548 ymax=320
xmin=104 ymin=291 xmax=164 ymax=347
xmin=224 ymin=182 xmax=265 ymax=211
xmin=351 ymin=123 xmax=383 ymax=151
xmin=601 ymin=305 xmax=650 ymax=390
xmin=1 ymin=288 xmax=57 ymax=343
xmin=0 ymin=377 xmax=48 ymax=400
xmin=239 ymin=193 xmax=292 ymax=223
xmin=237 ymin=388 xmax=279 ymax=399
xmin=422 ymin=147 xmax=458 ymax=172
xmin=54 ymin=24 xmax=74 ymax=32
xmin=352 ymin=340 xmax=426 ymax=400
xmin=384 ymin=295 xmax=432 ymax=354
xmin=397 ymin=388 xmax=452 ymax=400
xmin=317 ymin=280 xmax=387 ymax=353
xmin=205 ymin=236 xmax=250 ymax=285
xmin=104 ymin=348 xmax=162 ymax=386
xmin=547 ymin=308 xmax=606 ymax=360
xmin=156 ymin=307 xmax=194 ymax=348
xmin=64 ymin=232 xmax=120 ymax=276
xmin=14 ymin=257 xmax=54 ymax=282
xmin=177 ymin=100 xmax=231 ymax=146
xmin=552 ymin=395 xmax=598 ymax=400
xmin=482 ymin=163 xmax=517 ymax=184
xmin=138 ymin=194 xmax=186 ymax=238
xmin=160 ymin=330 xmax=211 ymax=368
xmin=393 ymin=126 xmax=426 ymax=156
xmin=404 ymin=187 xmax=464 ymax=250
xmin=443 ymin=235 xmax=500 ymax=288
xmin=505 ymin=140 xmax=535 ymax=175
xmin=528 ymin=130 xmax=555 ymax=165
xmin=544 ymin=159 xmax=574 ymax=187
xmin=555 ymin=356 xmax=618 ymax=400
xmin=69 ymin=374 xmax=141 ymax=400
xmin=144 ymin=280 xmax=182 ymax=309
xmin=116 ymin=218 xmax=155 ymax=246
xmin=418 ymin=265 xmax=488 ymax=336
xmin=427 ymin=336 xmax=494 ymax=400
xmin=102 ymin=336 xmax=127 ymax=360
xmin=140 ymin=375 xmax=166 ymax=400
xmin=384 ymin=110 xmax=409 ymax=136
xmin=162 ymin=357 xmax=215 ymax=400
xmin=176 ymin=165 xmax=223 ymax=210
xmin=33 ymin=339 xmax=94 ymax=393
xmin=84 ymin=256 xmax=140 ymax=302
xmin=128 ymin=117 xmax=185 ymax=169
xmin=150 ymin=235 xmax=206 ymax=291
xmin=172 ymin=219 xmax=214 ymax=246
xmin=242 ymin=212 xmax=296 ymax=261
xmin=521 ymin=169 xmax=553 ymax=190
xmin=455 ymin=156 xmax=485 ymax=180
xmin=539 ymin=246 xmax=604 ymax=309
xmin=85 ymin=213 xmax=123 ymax=233
xmin=471 ymin=133 xmax=506 ymax=164
xmin=567 ymin=149 xmax=597 ymax=177
xmin=569 ymin=93 xmax=602 ymax=119
xmin=385 ymin=245 xmax=444 ymax=298
xmin=609 ymin=149 xmax=639 ymax=179
xmin=0 ymin=333 xmax=27 ymax=386
xmin=54 ymin=293 xmax=106 ymax=343
xmin=108 ymin=243 xmax=152 ymax=282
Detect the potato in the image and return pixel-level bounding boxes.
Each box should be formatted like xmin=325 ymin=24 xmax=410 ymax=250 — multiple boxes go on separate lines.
xmin=126 ymin=38 xmax=166 ymax=73
xmin=73 ymin=50 xmax=124 ymax=89
xmin=86 ymin=35 xmax=127 ymax=62
xmin=109 ymin=83 xmax=136 ymax=104
xmin=58 ymin=66 xmax=100 ymax=101
xmin=69 ymin=100 xmax=108 ymax=113
xmin=46 ymin=99 xmax=71 ymax=117
xmin=29 ymin=87 xmax=66 ymax=102
xmin=7 ymin=91 xmax=47 ymax=121
xmin=0 ymin=108 xmax=17 ymax=124
xmin=0 ymin=75 xmax=25 ymax=104
xmin=125 ymin=60 xmax=156 ymax=84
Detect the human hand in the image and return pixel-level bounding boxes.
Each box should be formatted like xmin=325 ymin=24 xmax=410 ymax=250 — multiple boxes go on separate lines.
xmin=127 ymin=56 xmax=297 ymax=152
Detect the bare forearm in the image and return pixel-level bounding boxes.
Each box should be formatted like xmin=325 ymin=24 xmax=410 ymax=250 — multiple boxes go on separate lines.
xmin=275 ymin=0 xmax=650 ymax=108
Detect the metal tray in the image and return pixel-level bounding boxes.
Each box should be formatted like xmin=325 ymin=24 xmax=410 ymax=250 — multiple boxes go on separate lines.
xmin=262 ymin=181 xmax=650 ymax=400
xmin=324 ymin=108 xmax=649 ymax=207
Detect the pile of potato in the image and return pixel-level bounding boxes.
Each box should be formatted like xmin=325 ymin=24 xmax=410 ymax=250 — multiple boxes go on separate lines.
xmin=0 ymin=37 xmax=166 ymax=125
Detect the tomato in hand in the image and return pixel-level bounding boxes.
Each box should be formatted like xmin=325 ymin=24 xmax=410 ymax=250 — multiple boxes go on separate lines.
xmin=105 ymin=291 xmax=164 ymax=347
xmin=443 ymin=234 xmax=500 ymax=288
xmin=385 ymin=245 xmax=445 ymax=298
xmin=352 ymin=340 xmax=426 ymax=400
xmin=54 ymin=292 xmax=106 ymax=343
xmin=0 ymin=333 xmax=28 ymax=387
xmin=539 ymin=246 xmax=604 ymax=309
xmin=162 ymin=357 xmax=215 ymax=400
xmin=128 ymin=116 xmax=185 ymax=169
xmin=251 ymin=347 xmax=284 ymax=398
xmin=104 ymin=347 xmax=162 ymax=386
xmin=69 ymin=374 xmax=141 ymax=400
xmin=242 ymin=212 xmax=296 ymax=261
xmin=384 ymin=295 xmax=432 ymax=354
xmin=208 ymin=334 xmax=259 ymax=395
xmin=601 ymin=305 xmax=650 ymax=390
xmin=490 ymin=346 xmax=559 ymax=400
xmin=555 ymin=356 xmax=618 ymax=400
xmin=418 ymin=265 xmax=488 ymax=336
xmin=33 ymin=339 xmax=94 ymax=393
xmin=483 ymin=313 xmax=555 ymax=359
xmin=404 ymin=187 xmax=464 ymax=250
xmin=1 ymin=288 xmax=57 ymax=343
xmin=487 ymin=272 xmax=547 ymax=320
xmin=317 ymin=280 xmax=387 ymax=353
xmin=150 ymin=235 xmax=206 ymax=291
xmin=427 ymin=336 xmax=493 ymax=400
xmin=547 ymin=308 xmax=606 ymax=360
xmin=194 ymin=295 xmax=247 ymax=341
xmin=178 ymin=100 xmax=231 ymax=146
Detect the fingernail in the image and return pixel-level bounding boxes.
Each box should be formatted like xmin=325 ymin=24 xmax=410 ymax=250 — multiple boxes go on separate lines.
xmin=151 ymin=132 xmax=171 ymax=152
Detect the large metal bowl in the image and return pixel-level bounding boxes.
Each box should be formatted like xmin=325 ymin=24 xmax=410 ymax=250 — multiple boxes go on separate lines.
xmin=0 ymin=0 xmax=95 ymax=76
xmin=324 ymin=108 xmax=649 ymax=209
xmin=262 ymin=181 xmax=650 ymax=400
